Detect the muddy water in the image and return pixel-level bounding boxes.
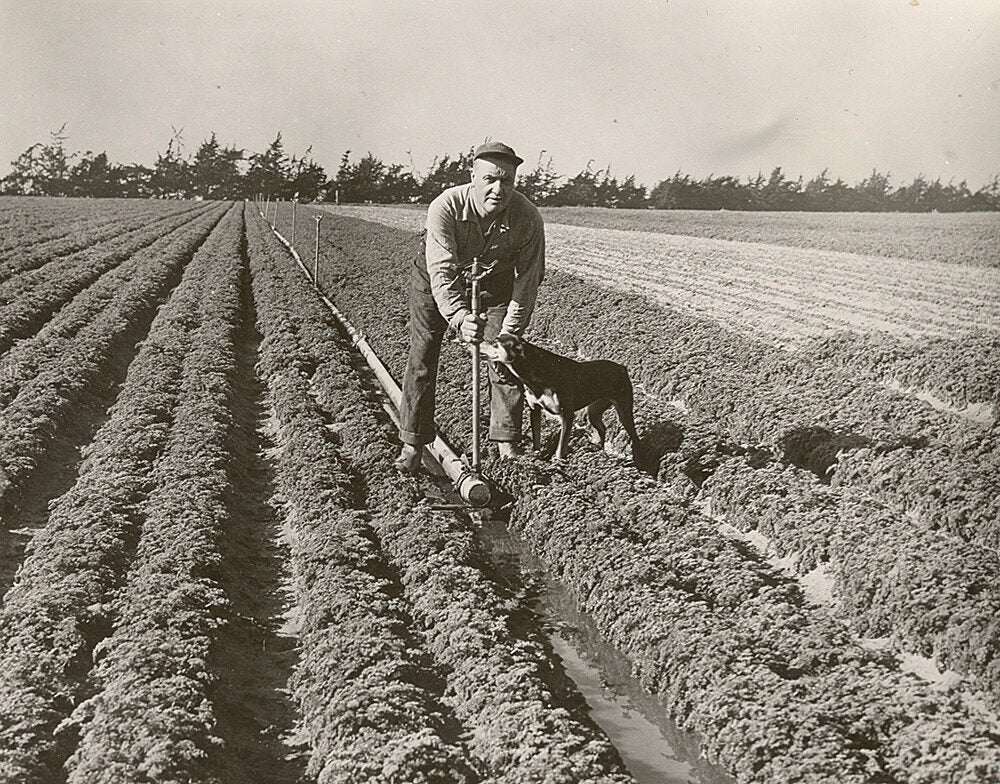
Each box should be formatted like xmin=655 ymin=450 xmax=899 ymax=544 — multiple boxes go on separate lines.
xmin=474 ymin=514 xmax=734 ymax=784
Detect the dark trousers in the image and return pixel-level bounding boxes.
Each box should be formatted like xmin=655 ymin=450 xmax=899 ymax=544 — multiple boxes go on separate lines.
xmin=398 ymin=282 xmax=524 ymax=447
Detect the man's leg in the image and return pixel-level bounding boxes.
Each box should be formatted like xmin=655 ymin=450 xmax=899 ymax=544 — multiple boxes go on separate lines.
xmin=397 ymin=287 xmax=446 ymax=471
xmin=484 ymin=304 xmax=524 ymax=455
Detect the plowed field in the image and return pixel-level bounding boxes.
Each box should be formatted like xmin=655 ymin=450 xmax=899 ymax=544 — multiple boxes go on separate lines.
xmin=1 ymin=196 xmax=998 ymax=784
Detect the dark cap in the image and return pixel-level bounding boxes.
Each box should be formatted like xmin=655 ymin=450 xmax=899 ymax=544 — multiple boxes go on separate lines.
xmin=474 ymin=141 xmax=524 ymax=167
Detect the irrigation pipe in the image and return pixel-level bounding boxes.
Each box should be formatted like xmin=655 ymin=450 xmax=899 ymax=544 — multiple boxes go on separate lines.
xmin=257 ymin=205 xmax=491 ymax=507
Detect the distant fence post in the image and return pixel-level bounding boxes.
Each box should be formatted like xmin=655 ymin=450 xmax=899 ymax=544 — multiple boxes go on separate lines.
xmin=264 ymin=194 xmax=271 ymax=224
xmin=291 ymin=198 xmax=297 ymax=249
xmin=313 ymin=214 xmax=323 ymax=289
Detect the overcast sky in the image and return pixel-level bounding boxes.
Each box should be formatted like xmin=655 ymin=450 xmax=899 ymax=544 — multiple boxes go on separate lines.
xmin=3 ymin=0 xmax=998 ymax=188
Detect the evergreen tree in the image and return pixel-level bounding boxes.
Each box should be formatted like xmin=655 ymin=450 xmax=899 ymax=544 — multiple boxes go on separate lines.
xmin=288 ymin=148 xmax=329 ymax=203
xmin=419 ymin=149 xmax=475 ymax=202
xmin=246 ymin=133 xmax=291 ymax=199
xmin=190 ymin=133 xmax=245 ymax=199
xmin=150 ymin=127 xmax=192 ymax=198
xmin=67 ymin=151 xmax=118 ymax=197
xmin=1 ymin=124 xmax=74 ymax=195
xmin=552 ymin=161 xmax=602 ymax=206
xmin=517 ymin=152 xmax=561 ymax=205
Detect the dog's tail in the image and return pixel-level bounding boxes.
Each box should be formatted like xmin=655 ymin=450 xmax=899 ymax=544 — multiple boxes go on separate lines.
xmin=613 ymin=376 xmax=642 ymax=449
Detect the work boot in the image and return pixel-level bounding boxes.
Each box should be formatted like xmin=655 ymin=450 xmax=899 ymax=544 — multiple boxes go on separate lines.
xmin=496 ymin=441 xmax=523 ymax=460
xmin=394 ymin=444 xmax=422 ymax=475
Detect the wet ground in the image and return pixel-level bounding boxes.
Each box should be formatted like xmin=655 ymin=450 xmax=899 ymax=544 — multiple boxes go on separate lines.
xmin=474 ymin=513 xmax=735 ymax=784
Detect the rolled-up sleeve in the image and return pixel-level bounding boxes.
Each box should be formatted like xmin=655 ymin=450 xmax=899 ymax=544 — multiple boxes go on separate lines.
xmin=424 ymin=197 xmax=469 ymax=326
xmin=501 ymin=215 xmax=545 ymax=335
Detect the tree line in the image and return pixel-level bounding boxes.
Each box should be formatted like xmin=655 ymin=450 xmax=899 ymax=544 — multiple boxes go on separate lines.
xmin=1 ymin=126 xmax=327 ymax=202
xmin=3 ymin=127 xmax=998 ymax=211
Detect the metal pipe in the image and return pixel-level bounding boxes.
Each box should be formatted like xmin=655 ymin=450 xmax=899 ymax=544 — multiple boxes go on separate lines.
xmin=267 ymin=213 xmax=491 ymax=507
xmin=470 ymin=258 xmax=482 ymax=472
xmin=322 ymin=295 xmax=491 ymax=507
xmin=312 ymin=214 xmax=323 ymax=288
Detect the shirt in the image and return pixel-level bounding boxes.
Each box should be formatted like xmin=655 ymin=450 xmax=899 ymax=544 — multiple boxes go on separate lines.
xmin=424 ymin=183 xmax=545 ymax=335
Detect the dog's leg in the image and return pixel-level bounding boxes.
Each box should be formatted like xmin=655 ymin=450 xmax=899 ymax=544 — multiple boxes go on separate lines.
xmin=530 ymin=405 xmax=542 ymax=451
xmin=586 ymin=399 xmax=611 ymax=446
xmin=555 ymin=413 xmax=573 ymax=460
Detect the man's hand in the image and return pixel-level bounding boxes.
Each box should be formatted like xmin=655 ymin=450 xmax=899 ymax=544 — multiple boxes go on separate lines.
xmin=459 ymin=311 xmax=487 ymax=344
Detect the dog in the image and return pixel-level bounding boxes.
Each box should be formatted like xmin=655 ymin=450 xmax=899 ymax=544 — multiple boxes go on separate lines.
xmin=479 ymin=334 xmax=641 ymax=461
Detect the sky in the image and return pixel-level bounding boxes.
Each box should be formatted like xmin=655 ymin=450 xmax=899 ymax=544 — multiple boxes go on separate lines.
xmin=2 ymin=0 xmax=998 ymax=188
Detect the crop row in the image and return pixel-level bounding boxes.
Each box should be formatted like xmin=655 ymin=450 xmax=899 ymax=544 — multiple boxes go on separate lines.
xmin=299 ymin=210 xmax=1000 ymax=782
xmin=0 ymin=200 xmax=205 ymax=280
xmin=809 ymin=329 xmax=999 ymax=420
xmin=0 ymin=197 xmax=167 ymax=256
xmin=0 ymin=203 xmax=243 ymax=782
xmin=303 ymin=211 xmax=1000 ymax=702
xmin=246 ymin=206 xmax=479 ymax=782
xmin=701 ymin=454 xmax=1000 ymax=708
xmin=0 ymin=201 xmax=216 ymax=353
xmin=302 ymin=208 xmax=980 ymax=445
xmin=0 ymin=202 xmax=229 ymax=506
xmin=529 ymin=269 xmax=1000 ymax=553
xmin=317 ymin=204 xmax=997 ymax=426
xmin=488 ymin=453 xmax=1000 ymax=783
xmin=249 ymin=206 xmax=637 ymax=782
xmin=61 ymin=205 xmax=246 ymax=783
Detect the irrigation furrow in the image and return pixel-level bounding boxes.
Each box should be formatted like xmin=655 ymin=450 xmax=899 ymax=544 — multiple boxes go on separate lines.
xmin=246 ymin=205 xmax=480 ymax=783
xmin=249 ymin=209 xmax=641 ymax=780
xmin=207 ymin=228 xmax=309 ymax=783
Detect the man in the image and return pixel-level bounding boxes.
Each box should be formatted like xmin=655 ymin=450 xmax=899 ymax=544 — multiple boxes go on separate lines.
xmin=395 ymin=141 xmax=546 ymax=474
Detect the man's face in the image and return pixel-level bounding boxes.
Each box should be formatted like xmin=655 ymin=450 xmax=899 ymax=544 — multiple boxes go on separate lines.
xmin=471 ymin=156 xmax=517 ymax=219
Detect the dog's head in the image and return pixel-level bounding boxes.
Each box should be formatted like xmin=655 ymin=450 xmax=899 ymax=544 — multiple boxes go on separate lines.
xmin=479 ymin=333 xmax=526 ymax=365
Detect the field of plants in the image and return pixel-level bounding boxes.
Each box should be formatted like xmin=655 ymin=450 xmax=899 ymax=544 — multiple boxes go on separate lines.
xmin=0 ymin=194 xmax=997 ymax=783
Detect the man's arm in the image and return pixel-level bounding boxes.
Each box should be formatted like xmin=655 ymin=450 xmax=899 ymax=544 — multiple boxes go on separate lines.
xmin=501 ymin=217 xmax=545 ymax=335
xmin=424 ymin=197 xmax=471 ymax=330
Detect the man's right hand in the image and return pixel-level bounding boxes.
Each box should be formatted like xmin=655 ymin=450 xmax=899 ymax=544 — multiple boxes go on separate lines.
xmin=459 ymin=311 xmax=487 ymax=344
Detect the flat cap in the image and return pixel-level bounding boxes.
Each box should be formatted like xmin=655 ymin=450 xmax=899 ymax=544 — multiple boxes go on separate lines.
xmin=474 ymin=141 xmax=524 ymax=167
